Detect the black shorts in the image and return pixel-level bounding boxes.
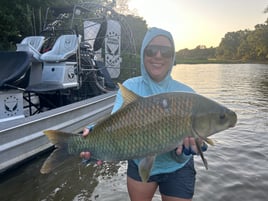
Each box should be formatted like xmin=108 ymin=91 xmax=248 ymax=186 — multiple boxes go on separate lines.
xmin=127 ymin=158 xmax=196 ymax=199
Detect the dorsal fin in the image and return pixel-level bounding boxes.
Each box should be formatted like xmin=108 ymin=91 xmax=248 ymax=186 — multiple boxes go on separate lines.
xmin=118 ymin=83 xmax=141 ymax=108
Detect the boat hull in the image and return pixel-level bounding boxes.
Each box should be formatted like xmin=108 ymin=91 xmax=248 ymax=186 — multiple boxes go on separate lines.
xmin=0 ymin=92 xmax=116 ymax=173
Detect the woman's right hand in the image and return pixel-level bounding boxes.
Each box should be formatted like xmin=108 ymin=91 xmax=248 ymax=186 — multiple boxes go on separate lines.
xmin=80 ymin=127 xmax=103 ymax=165
xmin=80 ymin=128 xmax=91 ymax=160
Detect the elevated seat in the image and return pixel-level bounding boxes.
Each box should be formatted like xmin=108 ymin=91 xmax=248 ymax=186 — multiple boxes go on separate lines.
xmin=27 ymin=35 xmax=81 ymax=92
xmin=0 ymin=51 xmax=32 ymax=89
xmin=40 ymin=35 xmax=80 ymax=62
xmin=16 ymin=36 xmax=45 ymax=61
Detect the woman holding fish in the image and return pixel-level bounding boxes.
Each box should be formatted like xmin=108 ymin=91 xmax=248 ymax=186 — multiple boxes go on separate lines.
xmin=81 ymin=27 xmax=208 ymax=201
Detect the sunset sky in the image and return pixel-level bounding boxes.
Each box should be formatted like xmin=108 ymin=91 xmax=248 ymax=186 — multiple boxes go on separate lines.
xmin=128 ymin=0 xmax=268 ymax=50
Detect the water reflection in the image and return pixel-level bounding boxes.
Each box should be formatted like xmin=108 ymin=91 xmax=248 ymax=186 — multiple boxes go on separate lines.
xmin=172 ymin=64 xmax=268 ymax=201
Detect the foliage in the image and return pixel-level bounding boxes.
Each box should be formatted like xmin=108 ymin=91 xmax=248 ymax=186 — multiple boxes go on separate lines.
xmin=176 ymin=6 xmax=268 ymax=63
xmin=0 ymin=0 xmax=106 ymax=50
xmin=124 ymin=15 xmax=147 ymax=53
xmin=0 ymin=0 xmax=147 ymax=52
xmin=176 ymin=19 xmax=268 ymax=63
xmin=176 ymin=46 xmax=216 ymax=63
xmin=216 ymin=22 xmax=268 ymax=62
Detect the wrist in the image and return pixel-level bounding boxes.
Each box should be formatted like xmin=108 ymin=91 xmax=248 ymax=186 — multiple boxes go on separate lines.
xmin=171 ymin=148 xmax=189 ymax=163
xmin=87 ymin=124 xmax=95 ymax=132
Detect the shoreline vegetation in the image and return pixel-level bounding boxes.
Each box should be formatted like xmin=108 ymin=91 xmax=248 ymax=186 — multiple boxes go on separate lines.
xmin=175 ymin=44 xmax=268 ymax=65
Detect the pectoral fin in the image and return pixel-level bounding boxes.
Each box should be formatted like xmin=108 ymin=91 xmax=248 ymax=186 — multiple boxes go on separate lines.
xmin=138 ymin=156 xmax=156 ymax=182
xmin=203 ymin=137 xmax=215 ymax=146
xmin=195 ymin=138 xmax=208 ymax=170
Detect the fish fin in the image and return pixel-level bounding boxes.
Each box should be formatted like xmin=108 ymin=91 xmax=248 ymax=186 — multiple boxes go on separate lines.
xmin=138 ymin=155 xmax=156 ymax=182
xmin=195 ymin=138 xmax=208 ymax=170
xmin=192 ymin=127 xmax=215 ymax=146
xmin=118 ymin=83 xmax=141 ymax=107
xmin=198 ymin=135 xmax=215 ymax=146
xmin=204 ymin=138 xmax=215 ymax=146
xmin=40 ymin=130 xmax=72 ymax=174
xmin=192 ymin=129 xmax=210 ymax=169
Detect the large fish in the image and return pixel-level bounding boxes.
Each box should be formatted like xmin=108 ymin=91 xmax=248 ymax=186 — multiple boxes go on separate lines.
xmin=41 ymin=83 xmax=237 ymax=182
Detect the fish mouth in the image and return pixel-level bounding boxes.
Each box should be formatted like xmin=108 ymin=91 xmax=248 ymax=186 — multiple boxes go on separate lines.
xmin=229 ymin=111 xmax=237 ymax=128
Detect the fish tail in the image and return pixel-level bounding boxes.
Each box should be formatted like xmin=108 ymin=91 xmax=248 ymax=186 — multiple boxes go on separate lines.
xmin=40 ymin=130 xmax=72 ymax=174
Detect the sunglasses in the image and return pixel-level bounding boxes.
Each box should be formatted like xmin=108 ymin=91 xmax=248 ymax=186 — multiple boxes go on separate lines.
xmin=144 ymin=45 xmax=173 ymax=58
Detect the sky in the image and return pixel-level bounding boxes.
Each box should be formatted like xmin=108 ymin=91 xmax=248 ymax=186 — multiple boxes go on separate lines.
xmin=128 ymin=0 xmax=268 ymax=50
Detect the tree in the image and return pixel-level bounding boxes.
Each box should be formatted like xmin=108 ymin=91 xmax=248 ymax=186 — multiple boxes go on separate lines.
xmin=215 ymin=5 xmax=268 ymax=62
xmin=0 ymin=0 xmax=84 ymax=50
xmin=216 ymin=31 xmax=242 ymax=60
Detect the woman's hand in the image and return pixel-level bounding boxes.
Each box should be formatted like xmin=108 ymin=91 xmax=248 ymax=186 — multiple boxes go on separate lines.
xmin=176 ymin=137 xmax=207 ymax=156
xmin=80 ymin=128 xmax=91 ymax=160
xmin=80 ymin=127 xmax=103 ymax=165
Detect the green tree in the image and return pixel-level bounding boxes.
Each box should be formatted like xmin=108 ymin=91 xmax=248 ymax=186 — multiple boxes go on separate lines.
xmin=216 ymin=31 xmax=242 ymax=60
xmin=0 ymin=0 xmax=83 ymax=50
xmin=125 ymin=15 xmax=147 ymax=53
xmin=251 ymin=24 xmax=268 ymax=60
xmin=175 ymin=46 xmax=216 ymax=63
xmin=216 ymin=5 xmax=268 ymax=62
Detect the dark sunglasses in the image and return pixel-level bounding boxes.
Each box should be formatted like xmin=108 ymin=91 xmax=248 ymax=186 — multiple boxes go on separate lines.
xmin=144 ymin=45 xmax=173 ymax=58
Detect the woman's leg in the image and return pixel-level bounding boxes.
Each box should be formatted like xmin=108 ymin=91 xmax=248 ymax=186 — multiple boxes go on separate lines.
xmin=159 ymin=158 xmax=196 ymax=201
xmin=127 ymin=176 xmax=158 ymax=201
xmin=127 ymin=160 xmax=158 ymax=201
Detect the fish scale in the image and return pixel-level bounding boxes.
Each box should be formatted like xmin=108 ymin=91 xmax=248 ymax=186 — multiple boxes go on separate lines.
xmin=40 ymin=83 xmax=237 ymax=176
xmin=71 ymin=93 xmax=196 ymax=161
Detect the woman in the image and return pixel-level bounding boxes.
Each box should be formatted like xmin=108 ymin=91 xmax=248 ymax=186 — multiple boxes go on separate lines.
xmin=81 ymin=27 xmax=207 ymax=201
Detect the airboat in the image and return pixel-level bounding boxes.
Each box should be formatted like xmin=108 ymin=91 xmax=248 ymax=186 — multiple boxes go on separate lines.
xmin=0 ymin=2 xmax=137 ymax=173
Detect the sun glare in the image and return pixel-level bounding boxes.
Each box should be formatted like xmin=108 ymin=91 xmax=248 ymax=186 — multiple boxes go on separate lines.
xmin=128 ymin=0 xmax=268 ymax=50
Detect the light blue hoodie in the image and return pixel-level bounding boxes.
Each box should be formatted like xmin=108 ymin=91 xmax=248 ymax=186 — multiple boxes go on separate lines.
xmin=111 ymin=27 xmax=195 ymax=176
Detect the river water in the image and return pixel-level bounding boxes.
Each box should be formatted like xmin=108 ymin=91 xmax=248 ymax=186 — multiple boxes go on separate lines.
xmin=0 ymin=64 xmax=267 ymax=201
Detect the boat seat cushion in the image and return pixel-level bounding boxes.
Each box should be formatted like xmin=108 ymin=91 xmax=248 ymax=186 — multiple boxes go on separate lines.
xmin=40 ymin=35 xmax=81 ymax=62
xmin=16 ymin=36 xmax=45 ymax=60
xmin=19 ymin=36 xmax=45 ymax=51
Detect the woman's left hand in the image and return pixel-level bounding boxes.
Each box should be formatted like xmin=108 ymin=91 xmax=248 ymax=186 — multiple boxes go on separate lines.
xmin=176 ymin=137 xmax=207 ymax=156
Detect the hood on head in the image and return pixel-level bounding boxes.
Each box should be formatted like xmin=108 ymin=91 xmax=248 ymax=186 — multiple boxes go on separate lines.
xmin=141 ymin=27 xmax=175 ymax=85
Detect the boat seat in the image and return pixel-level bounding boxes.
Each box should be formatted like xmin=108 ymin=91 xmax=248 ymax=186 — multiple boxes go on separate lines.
xmin=0 ymin=51 xmax=32 ymax=89
xmin=27 ymin=35 xmax=81 ymax=92
xmin=16 ymin=36 xmax=45 ymax=61
xmin=40 ymin=35 xmax=81 ymax=62
xmin=18 ymin=36 xmax=45 ymax=51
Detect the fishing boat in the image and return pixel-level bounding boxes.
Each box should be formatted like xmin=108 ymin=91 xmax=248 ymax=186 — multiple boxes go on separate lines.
xmin=0 ymin=3 xmax=137 ymax=173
